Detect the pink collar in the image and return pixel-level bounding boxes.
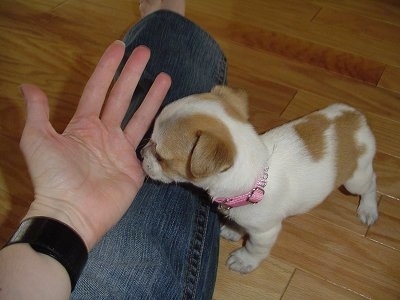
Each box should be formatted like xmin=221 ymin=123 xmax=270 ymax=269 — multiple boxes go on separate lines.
xmin=213 ymin=167 xmax=269 ymax=209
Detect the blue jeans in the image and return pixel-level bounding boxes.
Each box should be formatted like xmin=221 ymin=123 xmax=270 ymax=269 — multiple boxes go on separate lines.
xmin=72 ymin=11 xmax=227 ymax=300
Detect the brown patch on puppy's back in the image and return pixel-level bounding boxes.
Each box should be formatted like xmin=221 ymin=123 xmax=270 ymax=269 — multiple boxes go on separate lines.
xmin=334 ymin=111 xmax=365 ymax=186
xmin=294 ymin=113 xmax=331 ymax=161
xmin=294 ymin=109 xmax=366 ymax=186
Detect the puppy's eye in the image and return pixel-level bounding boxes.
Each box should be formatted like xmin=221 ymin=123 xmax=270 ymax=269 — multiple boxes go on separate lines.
xmin=155 ymin=152 xmax=164 ymax=162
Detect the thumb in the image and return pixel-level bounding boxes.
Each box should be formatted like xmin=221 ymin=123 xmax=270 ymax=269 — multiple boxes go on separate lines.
xmin=19 ymin=84 xmax=55 ymax=156
xmin=20 ymin=83 xmax=51 ymax=131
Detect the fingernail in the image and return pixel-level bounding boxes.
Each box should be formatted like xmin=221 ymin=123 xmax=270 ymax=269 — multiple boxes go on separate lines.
xmin=115 ymin=40 xmax=125 ymax=47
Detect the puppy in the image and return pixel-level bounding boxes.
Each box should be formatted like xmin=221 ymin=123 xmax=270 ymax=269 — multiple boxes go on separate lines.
xmin=141 ymin=86 xmax=378 ymax=273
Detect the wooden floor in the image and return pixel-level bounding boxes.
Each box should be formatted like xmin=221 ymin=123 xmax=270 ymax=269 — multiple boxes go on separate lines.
xmin=1 ymin=0 xmax=399 ymax=299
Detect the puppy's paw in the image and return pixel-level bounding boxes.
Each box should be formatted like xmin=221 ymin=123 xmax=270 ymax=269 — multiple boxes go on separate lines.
xmin=226 ymin=248 xmax=260 ymax=273
xmin=220 ymin=225 xmax=242 ymax=242
xmin=357 ymin=201 xmax=378 ymax=226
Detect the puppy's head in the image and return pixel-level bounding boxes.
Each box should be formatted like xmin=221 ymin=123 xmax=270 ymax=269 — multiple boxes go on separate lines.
xmin=141 ymin=85 xmax=248 ymax=184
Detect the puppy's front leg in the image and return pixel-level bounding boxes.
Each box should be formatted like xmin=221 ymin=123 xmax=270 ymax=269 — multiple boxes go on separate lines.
xmin=220 ymin=221 xmax=245 ymax=242
xmin=227 ymin=224 xmax=282 ymax=273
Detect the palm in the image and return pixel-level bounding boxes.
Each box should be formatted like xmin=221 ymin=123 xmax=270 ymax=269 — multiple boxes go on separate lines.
xmin=26 ymin=117 xmax=142 ymax=235
xmin=20 ymin=42 xmax=171 ymax=249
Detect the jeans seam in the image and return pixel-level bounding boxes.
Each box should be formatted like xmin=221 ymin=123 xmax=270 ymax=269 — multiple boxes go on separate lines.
xmin=182 ymin=202 xmax=209 ymax=300
xmin=216 ymin=54 xmax=228 ymax=85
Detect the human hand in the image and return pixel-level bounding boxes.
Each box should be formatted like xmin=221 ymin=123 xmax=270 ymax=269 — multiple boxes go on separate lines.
xmin=19 ymin=41 xmax=171 ymax=250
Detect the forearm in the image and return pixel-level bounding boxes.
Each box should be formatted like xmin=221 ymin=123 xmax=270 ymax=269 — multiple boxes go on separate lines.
xmin=0 ymin=244 xmax=70 ymax=299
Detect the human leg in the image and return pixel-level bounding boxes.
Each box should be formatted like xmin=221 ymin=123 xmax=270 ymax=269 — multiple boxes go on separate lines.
xmin=72 ymin=7 xmax=227 ymax=300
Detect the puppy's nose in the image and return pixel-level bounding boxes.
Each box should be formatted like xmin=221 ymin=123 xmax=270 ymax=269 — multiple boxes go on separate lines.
xmin=140 ymin=140 xmax=155 ymax=159
xmin=140 ymin=147 xmax=146 ymax=159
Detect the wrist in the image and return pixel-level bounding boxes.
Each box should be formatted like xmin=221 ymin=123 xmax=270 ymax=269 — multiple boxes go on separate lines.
xmin=24 ymin=196 xmax=96 ymax=250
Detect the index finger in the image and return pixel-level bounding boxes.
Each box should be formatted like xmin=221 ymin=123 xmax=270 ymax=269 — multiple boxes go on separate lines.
xmin=74 ymin=40 xmax=126 ymax=119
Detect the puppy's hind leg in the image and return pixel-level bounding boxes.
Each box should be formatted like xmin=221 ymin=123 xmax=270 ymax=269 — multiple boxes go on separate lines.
xmin=345 ymin=163 xmax=378 ymax=226
xmin=227 ymin=224 xmax=281 ymax=273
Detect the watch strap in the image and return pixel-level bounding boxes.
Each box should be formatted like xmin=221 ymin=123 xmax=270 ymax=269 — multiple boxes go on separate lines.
xmin=4 ymin=217 xmax=88 ymax=290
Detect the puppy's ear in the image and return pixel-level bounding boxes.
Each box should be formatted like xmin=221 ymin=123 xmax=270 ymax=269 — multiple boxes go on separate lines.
xmin=211 ymin=85 xmax=249 ymax=120
xmin=190 ymin=130 xmax=235 ymax=179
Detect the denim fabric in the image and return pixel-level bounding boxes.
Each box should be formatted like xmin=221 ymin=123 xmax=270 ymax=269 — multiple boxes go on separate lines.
xmin=72 ymin=11 xmax=227 ymax=300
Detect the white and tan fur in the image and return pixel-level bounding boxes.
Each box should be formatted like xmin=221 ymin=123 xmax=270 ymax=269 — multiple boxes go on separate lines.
xmin=141 ymin=86 xmax=378 ymax=273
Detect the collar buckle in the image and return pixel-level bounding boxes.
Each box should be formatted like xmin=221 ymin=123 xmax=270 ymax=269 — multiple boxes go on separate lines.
xmin=213 ymin=166 xmax=269 ymax=209
xmin=247 ymin=186 xmax=265 ymax=203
